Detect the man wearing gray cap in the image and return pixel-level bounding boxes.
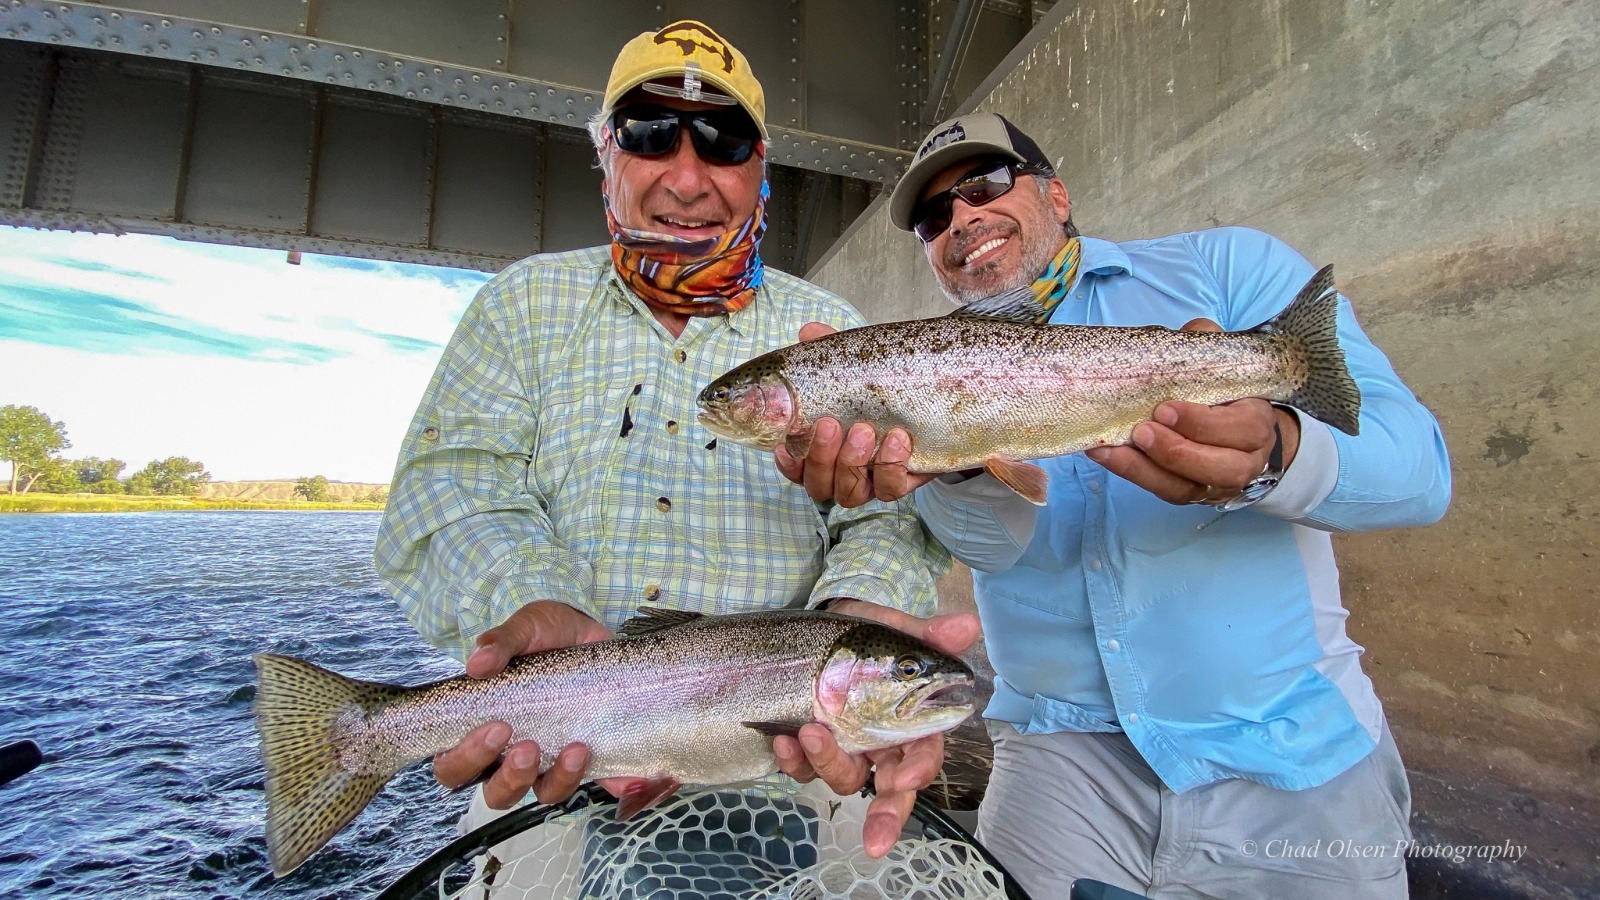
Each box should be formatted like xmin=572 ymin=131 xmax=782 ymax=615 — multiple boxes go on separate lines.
xmin=778 ymin=112 xmax=1451 ymax=897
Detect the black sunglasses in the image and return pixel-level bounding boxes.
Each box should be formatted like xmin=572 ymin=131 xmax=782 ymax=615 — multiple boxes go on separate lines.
xmin=911 ymin=160 xmax=1047 ymax=242
xmin=610 ymin=104 xmax=761 ymax=166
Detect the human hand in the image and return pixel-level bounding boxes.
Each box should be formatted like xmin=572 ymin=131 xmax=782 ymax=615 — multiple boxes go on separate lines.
xmin=431 ymin=601 xmax=640 ymax=809
xmin=772 ymin=323 xmax=938 ymax=508
xmin=772 ymin=599 xmax=981 ymax=857
xmin=1085 ymin=318 xmax=1301 ymax=505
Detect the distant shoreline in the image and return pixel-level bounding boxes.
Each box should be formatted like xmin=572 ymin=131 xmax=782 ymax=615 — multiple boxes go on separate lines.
xmin=0 ymin=494 xmax=385 ymax=513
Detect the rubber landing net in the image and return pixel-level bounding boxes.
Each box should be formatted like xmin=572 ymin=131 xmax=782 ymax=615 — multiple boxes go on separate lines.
xmin=374 ymin=774 xmax=1031 ymax=900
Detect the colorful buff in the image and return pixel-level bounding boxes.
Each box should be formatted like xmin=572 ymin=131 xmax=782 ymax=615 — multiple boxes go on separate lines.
xmin=608 ymin=180 xmax=768 ymax=316
xmin=1027 ymin=237 xmax=1082 ymax=323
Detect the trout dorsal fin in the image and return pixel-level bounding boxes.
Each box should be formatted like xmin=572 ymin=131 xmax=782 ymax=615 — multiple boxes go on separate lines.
xmin=618 ymin=607 xmax=705 ymax=637
xmin=948 ymin=285 xmax=1048 ymax=324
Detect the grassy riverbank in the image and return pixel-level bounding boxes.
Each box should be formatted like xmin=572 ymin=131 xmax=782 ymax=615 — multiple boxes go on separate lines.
xmin=0 ymin=493 xmax=384 ymax=513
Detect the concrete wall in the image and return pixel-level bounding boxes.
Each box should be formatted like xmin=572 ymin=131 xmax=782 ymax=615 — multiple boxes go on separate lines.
xmin=813 ymin=0 xmax=1600 ymax=845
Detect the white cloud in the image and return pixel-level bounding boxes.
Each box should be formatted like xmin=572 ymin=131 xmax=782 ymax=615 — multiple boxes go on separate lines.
xmin=0 ymin=227 xmax=490 ymax=482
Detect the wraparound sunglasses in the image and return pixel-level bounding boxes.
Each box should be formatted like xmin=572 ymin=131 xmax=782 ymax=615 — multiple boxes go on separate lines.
xmin=610 ymin=104 xmax=761 ymax=166
xmin=912 ymin=160 xmax=1051 ymax=242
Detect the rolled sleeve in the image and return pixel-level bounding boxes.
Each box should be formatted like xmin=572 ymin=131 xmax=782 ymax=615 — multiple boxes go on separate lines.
xmin=375 ymin=285 xmax=599 ymax=661
xmin=809 ymin=498 xmax=950 ymax=619
xmin=914 ymin=474 xmax=1038 ymax=573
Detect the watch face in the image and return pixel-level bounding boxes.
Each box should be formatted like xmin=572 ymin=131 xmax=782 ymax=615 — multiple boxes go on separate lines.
xmin=1216 ymin=475 xmax=1281 ymax=512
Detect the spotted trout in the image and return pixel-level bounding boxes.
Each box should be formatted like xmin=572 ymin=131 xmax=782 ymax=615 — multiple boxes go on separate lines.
xmin=253 ymin=607 xmax=976 ymax=877
xmin=697 ymin=265 xmax=1359 ymax=505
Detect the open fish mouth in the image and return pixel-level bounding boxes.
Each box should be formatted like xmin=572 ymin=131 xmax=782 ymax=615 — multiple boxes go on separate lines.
xmin=695 ymin=411 xmax=782 ymax=450
xmin=895 ymin=680 xmax=977 ymax=718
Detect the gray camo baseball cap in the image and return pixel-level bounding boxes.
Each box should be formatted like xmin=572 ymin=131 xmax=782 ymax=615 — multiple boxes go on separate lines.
xmin=889 ymin=112 xmax=1055 ymax=231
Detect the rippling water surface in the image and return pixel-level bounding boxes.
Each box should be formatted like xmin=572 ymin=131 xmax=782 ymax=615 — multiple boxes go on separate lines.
xmin=0 ymin=511 xmax=464 ymax=898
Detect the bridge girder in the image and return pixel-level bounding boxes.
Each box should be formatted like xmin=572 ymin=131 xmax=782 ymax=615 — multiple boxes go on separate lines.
xmin=0 ymin=0 xmax=1053 ymax=272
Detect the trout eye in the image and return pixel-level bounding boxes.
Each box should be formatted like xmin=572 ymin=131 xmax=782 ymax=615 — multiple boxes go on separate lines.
xmin=711 ymin=387 xmax=730 ymax=402
xmin=894 ymin=656 xmax=924 ymax=681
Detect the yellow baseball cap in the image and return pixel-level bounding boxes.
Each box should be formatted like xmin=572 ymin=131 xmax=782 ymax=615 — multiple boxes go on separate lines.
xmin=602 ymin=20 xmax=768 ymax=140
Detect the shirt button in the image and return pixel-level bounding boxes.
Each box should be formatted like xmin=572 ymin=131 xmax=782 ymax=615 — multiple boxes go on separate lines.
xmin=421 ymin=426 xmax=439 ymax=441
xmin=1127 ymin=713 xmax=1140 ymax=724
xmin=643 ymin=584 xmax=661 ymax=602
xmin=666 ymin=420 xmax=679 ymax=434
xmin=1087 ymin=480 xmax=1101 ymax=493
xmin=656 ymin=497 xmax=672 ymax=513
xmin=1106 ymin=639 xmax=1121 ymax=653
xmin=674 ymin=349 xmax=688 ymax=364
xmin=1089 ymin=558 xmax=1103 ymax=572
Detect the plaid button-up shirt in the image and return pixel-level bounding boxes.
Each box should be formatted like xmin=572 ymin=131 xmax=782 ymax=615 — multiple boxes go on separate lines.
xmin=376 ymin=246 xmax=949 ymax=661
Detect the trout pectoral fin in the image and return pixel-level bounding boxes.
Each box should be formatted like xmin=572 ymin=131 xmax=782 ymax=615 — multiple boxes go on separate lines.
xmin=741 ymin=720 xmax=807 ymax=739
xmin=616 ymin=777 xmax=682 ymax=821
xmin=984 ymin=457 xmax=1049 ymax=506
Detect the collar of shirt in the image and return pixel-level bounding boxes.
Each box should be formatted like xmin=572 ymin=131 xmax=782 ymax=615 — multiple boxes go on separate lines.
xmin=1077 ymin=235 xmax=1133 ymax=280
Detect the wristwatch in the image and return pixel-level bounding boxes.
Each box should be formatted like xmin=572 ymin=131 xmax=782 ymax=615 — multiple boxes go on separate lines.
xmin=1216 ymin=416 xmax=1286 ymax=512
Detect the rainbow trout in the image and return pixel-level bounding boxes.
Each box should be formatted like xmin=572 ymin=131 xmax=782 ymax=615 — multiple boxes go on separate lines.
xmin=254 ymin=608 xmax=976 ymax=877
xmin=698 ymin=265 xmax=1359 ymax=504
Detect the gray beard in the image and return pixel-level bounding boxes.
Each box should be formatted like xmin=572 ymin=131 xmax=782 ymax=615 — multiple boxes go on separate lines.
xmin=937 ymin=224 xmax=1067 ymax=307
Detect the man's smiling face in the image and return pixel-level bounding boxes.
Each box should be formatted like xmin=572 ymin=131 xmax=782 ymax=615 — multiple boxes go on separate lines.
xmin=600 ymin=93 xmax=764 ymax=241
xmin=919 ymin=158 xmax=1072 ymax=305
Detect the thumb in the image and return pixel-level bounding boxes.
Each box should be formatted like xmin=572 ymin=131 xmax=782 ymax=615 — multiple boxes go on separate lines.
xmin=1179 ymin=317 xmax=1223 ymax=333
xmin=465 ymin=628 xmax=516 ymax=680
xmin=798 ymin=321 xmax=837 ymax=342
xmin=464 ymin=603 xmax=548 ymax=679
xmin=923 ymin=612 xmax=982 ymax=656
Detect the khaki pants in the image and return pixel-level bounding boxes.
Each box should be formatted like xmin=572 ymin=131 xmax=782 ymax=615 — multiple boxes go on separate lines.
xmin=978 ymin=722 xmax=1412 ymax=899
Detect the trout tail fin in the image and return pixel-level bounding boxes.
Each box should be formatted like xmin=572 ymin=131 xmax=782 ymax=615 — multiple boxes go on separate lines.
xmin=254 ymin=653 xmax=406 ymax=877
xmin=1258 ymin=264 xmax=1362 ymax=435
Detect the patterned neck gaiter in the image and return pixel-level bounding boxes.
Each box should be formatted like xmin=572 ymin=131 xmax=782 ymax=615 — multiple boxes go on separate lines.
xmin=607 ymin=180 xmax=768 ymax=317
xmin=1026 ymin=237 xmax=1083 ymax=323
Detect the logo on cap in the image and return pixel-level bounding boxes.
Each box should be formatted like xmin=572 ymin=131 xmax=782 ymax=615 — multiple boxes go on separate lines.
xmin=654 ymin=21 xmax=736 ymax=73
xmin=917 ymin=123 xmax=967 ymax=160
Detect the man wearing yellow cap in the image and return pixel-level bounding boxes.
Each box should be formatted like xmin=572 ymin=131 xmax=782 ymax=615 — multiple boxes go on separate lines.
xmin=375 ymin=20 xmax=972 ymax=862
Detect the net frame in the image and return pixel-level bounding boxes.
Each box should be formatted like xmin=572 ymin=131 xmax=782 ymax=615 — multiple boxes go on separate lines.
xmin=374 ymin=778 xmax=1034 ymax=900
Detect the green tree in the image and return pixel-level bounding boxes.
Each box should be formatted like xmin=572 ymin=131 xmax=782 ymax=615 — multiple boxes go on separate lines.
xmin=363 ymin=486 xmax=390 ymax=504
xmin=33 ymin=456 xmax=128 ymax=494
xmin=29 ymin=458 xmax=82 ymax=493
xmin=75 ymin=456 xmax=126 ymax=485
xmin=129 ymin=456 xmax=210 ymax=495
xmin=86 ymin=476 xmax=125 ymax=494
xmin=0 ymin=405 xmax=71 ymax=494
xmin=294 ymin=475 xmax=333 ymax=502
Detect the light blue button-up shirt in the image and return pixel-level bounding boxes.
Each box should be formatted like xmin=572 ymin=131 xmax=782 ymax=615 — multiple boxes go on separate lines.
xmin=915 ymin=227 xmax=1451 ymax=793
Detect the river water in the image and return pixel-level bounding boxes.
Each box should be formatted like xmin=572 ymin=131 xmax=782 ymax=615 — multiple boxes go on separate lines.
xmin=0 ymin=511 xmax=466 ymax=899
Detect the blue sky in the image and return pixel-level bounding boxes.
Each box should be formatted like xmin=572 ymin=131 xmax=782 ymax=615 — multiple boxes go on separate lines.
xmin=0 ymin=226 xmax=490 ymax=483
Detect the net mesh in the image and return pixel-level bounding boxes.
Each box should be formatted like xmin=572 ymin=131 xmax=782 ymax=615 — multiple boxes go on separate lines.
xmin=428 ymin=775 xmax=1007 ymax=900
